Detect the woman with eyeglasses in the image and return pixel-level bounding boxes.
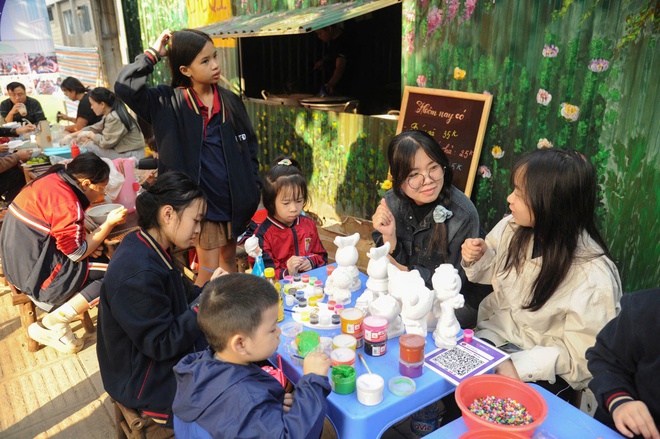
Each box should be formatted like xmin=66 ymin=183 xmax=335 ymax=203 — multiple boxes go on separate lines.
xmin=372 ymin=130 xmax=489 ymax=328
xmin=0 ymin=152 xmax=127 ymax=354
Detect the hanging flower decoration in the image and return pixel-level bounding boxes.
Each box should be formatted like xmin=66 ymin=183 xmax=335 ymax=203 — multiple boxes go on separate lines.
xmin=446 ymin=0 xmax=460 ymax=22
xmin=560 ymin=103 xmax=580 ymax=122
xmin=536 ymin=88 xmax=552 ymax=106
xmin=433 ymin=205 xmax=454 ymax=224
xmin=478 ymin=165 xmax=492 ymax=178
xmin=491 ymin=145 xmax=505 ymax=159
xmin=542 ymin=45 xmax=559 ymax=58
xmin=404 ymin=31 xmax=415 ymax=55
xmin=537 ymin=138 xmax=553 ymax=149
xmin=588 ymin=59 xmax=610 ymax=72
xmin=417 ymin=75 xmax=427 ymax=88
xmin=454 ymin=67 xmax=466 ymax=80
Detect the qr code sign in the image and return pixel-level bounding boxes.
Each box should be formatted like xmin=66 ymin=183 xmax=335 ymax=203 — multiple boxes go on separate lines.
xmin=429 ymin=345 xmax=488 ymax=378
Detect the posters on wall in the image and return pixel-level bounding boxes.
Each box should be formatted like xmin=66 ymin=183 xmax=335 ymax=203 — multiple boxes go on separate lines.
xmin=0 ymin=0 xmax=61 ymax=97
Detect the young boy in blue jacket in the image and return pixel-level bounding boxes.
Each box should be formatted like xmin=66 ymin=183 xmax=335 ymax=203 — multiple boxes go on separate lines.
xmin=172 ymin=273 xmax=332 ymax=438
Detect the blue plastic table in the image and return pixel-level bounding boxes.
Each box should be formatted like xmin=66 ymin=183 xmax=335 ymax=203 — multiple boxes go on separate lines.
xmin=426 ymin=383 xmax=625 ymax=438
xmin=271 ymin=265 xmax=455 ymax=439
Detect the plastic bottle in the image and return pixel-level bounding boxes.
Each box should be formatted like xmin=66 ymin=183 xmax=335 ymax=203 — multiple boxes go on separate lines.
xmin=265 ymin=268 xmax=283 ymax=322
xmin=70 ymin=141 xmax=80 ymax=158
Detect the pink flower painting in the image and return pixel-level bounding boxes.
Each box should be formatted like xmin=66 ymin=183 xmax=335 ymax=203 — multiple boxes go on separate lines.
xmin=542 ymin=45 xmax=559 ymax=58
xmin=426 ymin=6 xmax=443 ymax=42
xmin=536 ymin=88 xmax=552 ymax=106
xmin=560 ymin=103 xmax=580 ymax=122
xmin=445 ymin=0 xmax=460 ymax=22
xmin=588 ymin=59 xmax=610 ymax=72
xmin=417 ymin=75 xmax=427 ymax=88
xmin=478 ymin=165 xmax=492 ymax=178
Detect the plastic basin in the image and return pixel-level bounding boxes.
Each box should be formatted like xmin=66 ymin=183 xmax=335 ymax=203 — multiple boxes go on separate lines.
xmin=455 ymin=375 xmax=548 ymax=437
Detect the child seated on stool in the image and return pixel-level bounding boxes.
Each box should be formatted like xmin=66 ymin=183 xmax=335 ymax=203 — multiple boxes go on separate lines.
xmin=172 ymin=273 xmax=332 ymax=438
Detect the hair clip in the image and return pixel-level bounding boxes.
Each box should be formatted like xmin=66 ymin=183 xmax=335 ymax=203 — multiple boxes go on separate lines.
xmin=277 ymin=159 xmax=292 ymax=166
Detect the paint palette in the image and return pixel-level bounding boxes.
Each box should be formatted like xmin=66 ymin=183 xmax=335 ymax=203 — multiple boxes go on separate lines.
xmin=290 ymin=302 xmax=340 ymax=330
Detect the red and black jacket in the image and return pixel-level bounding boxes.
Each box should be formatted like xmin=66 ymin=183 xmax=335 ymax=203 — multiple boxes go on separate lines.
xmin=254 ymin=215 xmax=327 ymax=279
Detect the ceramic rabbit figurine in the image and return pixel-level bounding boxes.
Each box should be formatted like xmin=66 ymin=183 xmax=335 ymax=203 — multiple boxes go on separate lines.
xmin=432 ymin=264 xmax=465 ymax=349
xmin=365 ymin=242 xmax=390 ymax=297
xmin=389 ymin=265 xmax=434 ymax=336
xmin=326 ymin=233 xmax=361 ymax=299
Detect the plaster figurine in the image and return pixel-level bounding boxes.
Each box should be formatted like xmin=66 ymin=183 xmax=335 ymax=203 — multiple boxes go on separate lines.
xmin=369 ymin=294 xmax=404 ymax=338
xmin=388 ymin=265 xmax=434 ymax=336
xmin=325 ymin=233 xmax=361 ymax=302
xmin=244 ymin=235 xmax=265 ymax=277
xmin=357 ymin=242 xmax=391 ymax=309
xmin=432 ymin=264 xmax=465 ymax=349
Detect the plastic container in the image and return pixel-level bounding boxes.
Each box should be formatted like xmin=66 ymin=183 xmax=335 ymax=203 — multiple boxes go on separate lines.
xmin=364 ymin=339 xmax=387 ymax=357
xmin=113 ymin=158 xmax=139 ymax=213
xmin=340 ymin=308 xmax=364 ymax=336
xmin=331 ymin=365 xmax=356 ymax=394
xmin=463 ymin=328 xmax=474 ymax=343
xmin=330 ymin=348 xmax=356 ymax=367
xmin=399 ymin=334 xmax=426 ymax=363
xmin=326 ymin=265 xmax=335 ymax=275
xmin=399 ymin=359 xmax=424 ymax=378
xmin=411 ymin=401 xmax=445 ymax=436
xmin=265 ymin=268 xmax=283 ymax=322
xmin=301 ymin=274 xmax=310 ymax=283
xmin=332 ymin=334 xmax=357 ymax=351
xmin=280 ymin=321 xmax=303 ymax=340
xmin=388 ymin=376 xmax=416 ymax=396
xmin=356 ymin=373 xmax=384 ymax=406
xmin=363 ymin=315 xmax=388 ymax=343
xmin=455 ymin=375 xmax=548 ymax=437
xmin=334 ymin=304 xmax=344 ymax=315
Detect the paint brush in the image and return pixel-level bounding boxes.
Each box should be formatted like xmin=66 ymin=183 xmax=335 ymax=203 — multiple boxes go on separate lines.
xmin=200 ymin=266 xmax=215 ymax=274
xmin=358 ymin=353 xmax=372 ymax=375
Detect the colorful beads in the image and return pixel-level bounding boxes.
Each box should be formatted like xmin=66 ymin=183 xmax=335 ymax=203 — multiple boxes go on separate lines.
xmin=468 ymin=396 xmax=533 ymax=425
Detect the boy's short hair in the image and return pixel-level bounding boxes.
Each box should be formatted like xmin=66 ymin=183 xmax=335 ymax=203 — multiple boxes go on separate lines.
xmin=7 ymin=82 xmax=25 ymax=93
xmin=198 ymin=273 xmax=278 ymax=352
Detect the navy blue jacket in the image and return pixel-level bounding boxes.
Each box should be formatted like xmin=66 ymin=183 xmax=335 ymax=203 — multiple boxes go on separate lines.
xmin=97 ymin=229 xmax=206 ymax=417
xmin=173 ymin=349 xmax=331 ymax=439
xmin=114 ymin=52 xmax=261 ymax=237
xmin=587 ymin=289 xmax=660 ymax=431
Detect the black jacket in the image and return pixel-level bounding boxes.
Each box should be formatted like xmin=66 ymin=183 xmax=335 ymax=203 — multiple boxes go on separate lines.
xmin=97 ymin=229 xmax=206 ymax=416
xmin=115 ymin=53 xmax=261 ymax=237
xmin=587 ymin=289 xmax=660 ymax=432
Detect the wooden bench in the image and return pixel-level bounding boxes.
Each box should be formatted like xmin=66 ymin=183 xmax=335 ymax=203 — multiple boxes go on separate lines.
xmin=9 ymin=284 xmax=95 ymax=352
xmin=113 ymin=400 xmax=174 ymax=439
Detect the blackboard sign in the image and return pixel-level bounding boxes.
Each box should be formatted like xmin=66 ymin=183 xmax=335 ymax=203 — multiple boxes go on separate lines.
xmin=397 ymin=87 xmax=492 ymax=197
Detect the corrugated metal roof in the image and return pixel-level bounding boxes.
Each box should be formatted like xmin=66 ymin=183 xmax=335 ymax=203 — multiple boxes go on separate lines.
xmin=198 ymin=0 xmax=401 ymax=38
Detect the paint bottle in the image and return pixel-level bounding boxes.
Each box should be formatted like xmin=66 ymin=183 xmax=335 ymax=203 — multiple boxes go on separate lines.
xmin=356 ymin=373 xmax=385 ymax=406
xmin=265 ymin=268 xmax=283 ymax=322
xmin=399 ymin=334 xmax=426 ymax=378
xmin=363 ymin=316 xmax=388 ymax=343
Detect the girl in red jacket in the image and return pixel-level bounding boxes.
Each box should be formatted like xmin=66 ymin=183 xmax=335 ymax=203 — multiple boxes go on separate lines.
xmin=254 ymin=157 xmax=327 ymax=279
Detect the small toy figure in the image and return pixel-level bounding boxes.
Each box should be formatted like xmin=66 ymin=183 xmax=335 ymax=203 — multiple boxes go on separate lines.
xmin=325 ymin=233 xmax=361 ymax=303
xmin=432 ymin=264 xmax=464 ymax=349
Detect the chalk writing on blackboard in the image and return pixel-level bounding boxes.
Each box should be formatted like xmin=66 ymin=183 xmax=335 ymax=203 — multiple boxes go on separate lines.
xmin=397 ymin=87 xmax=493 ymax=197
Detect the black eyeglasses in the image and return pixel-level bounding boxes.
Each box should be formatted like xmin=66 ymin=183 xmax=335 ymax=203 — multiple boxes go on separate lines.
xmin=406 ymin=165 xmax=445 ymax=189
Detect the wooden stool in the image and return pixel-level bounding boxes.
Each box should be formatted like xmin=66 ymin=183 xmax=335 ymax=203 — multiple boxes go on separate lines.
xmin=9 ymin=284 xmax=95 ymax=352
xmin=113 ymin=400 xmax=174 ymax=439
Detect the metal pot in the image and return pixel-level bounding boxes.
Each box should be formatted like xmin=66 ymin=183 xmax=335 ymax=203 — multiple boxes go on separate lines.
xmin=299 ymin=96 xmax=359 ymax=113
xmin=261 ymin=90 xmax=314 ymax=107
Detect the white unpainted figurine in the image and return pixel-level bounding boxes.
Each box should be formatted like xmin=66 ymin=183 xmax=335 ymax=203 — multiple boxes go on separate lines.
xmin=325 ymin=233 xmax=361 ymax=303
xmin=357 ymin=242 xmax=391 ymax=309
xmin=244 ymin=235 xmax=261 ymax=258
xmin=369 ymin=294 xmax=404 ymax=338
xmin=388 ymin=265 xmax=434 ymax=336
xmin=324 ymin=268 xmax=353 ymax=304
xmin=432 ymin=264 xmax=465 ymax=349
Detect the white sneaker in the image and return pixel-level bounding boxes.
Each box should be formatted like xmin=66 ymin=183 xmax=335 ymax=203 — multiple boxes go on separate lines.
xmin=28 ymin=322 xmax=84 ymax=354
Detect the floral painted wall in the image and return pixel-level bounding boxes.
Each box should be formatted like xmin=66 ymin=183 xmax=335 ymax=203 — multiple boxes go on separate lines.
xmin=402 ymin=0 xmax=658 ymax=292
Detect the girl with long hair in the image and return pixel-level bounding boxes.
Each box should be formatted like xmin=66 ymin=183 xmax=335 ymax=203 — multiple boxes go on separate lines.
xmin=462 ymin=148 xmax=622 ymax=399
xmin=64 ymin=87 xmax=145 ymax=159
xmin=114 ymin=29 xmax=261 ymax=286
